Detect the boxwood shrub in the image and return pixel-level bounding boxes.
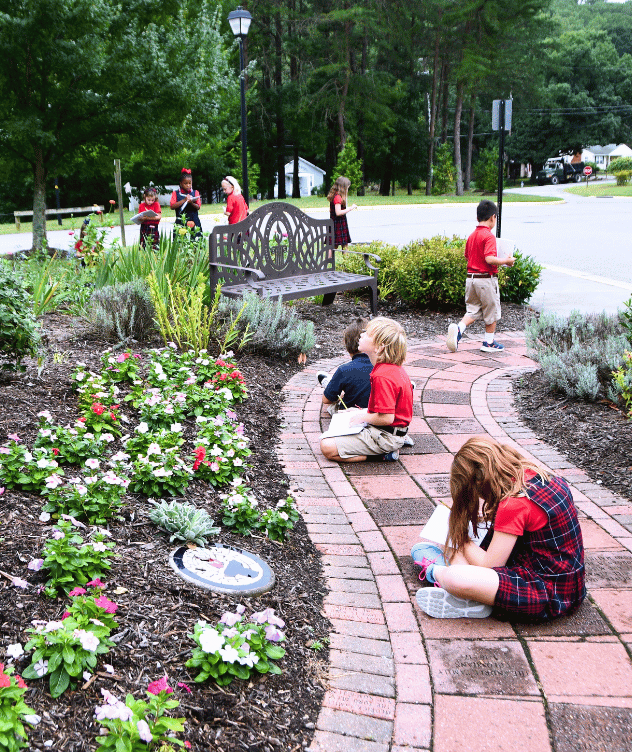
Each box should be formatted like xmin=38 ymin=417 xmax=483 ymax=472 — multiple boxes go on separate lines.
xmin=339 ymin=236 xmax=542 ymax=308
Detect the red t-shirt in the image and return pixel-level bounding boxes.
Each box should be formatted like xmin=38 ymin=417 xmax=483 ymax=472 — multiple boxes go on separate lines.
xmin=139 ymin=201 xmax=161 ymax=226
xmin=465 ymin=225 xmax=497 ymax=275
xmin=226 ymin=193 xmax=248 ymax=224
xmin=494 ymin=470 xmax=548 ymax=536
xmin=368 ymin=363 xmax=413 ymax=428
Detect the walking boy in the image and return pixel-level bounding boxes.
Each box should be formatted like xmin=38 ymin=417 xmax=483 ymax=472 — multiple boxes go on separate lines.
xmin=320 ymin=317 xmax=413 ymax=463
xmin=446 ymin=200 xmax=515 ymax=354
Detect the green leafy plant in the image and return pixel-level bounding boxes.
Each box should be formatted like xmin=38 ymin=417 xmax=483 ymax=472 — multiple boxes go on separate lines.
xmin=186 ymin=607 xmax=286 ymax=686
xmin=22 ymin=589 xmax=119 ymax=698
xmin=472 ymin=145 xmax=499 ymax=193
xmin=75 ymin=215 xmax=109 ymax=266
xmin=94 ymin=677 xmax=186 ymax=751
xmin=127 ymin=449 xmax=192 ymax=497
xmin=0 ymin=662 xmax=34 ymax=751
xmin=611 ymin=351 xmax=632 ymax=415
xmin=0 ymin=261 xmax=40 ymax=371
xmin=332 ymin=138 xmax=363 ymax=193
xmin=220 ymin=481 xmax=260 ymax=535
xmin=613 ymin=170 xmax=632 ymax=187
xmin=258 ymin=496 xmax=299 ymax=542
xmin=42 ymin=471 xmax=128 ymax=525
xmin=41 ymin=520 xmax=116 ymax=596
xmin=194 ymin=416 xmax=251 ymax=487
xmin=526 ymin=310 xmax=628 ymax=401
xmin=0 ymin=443 xmax=63 ymax=493
xmin=608 ymin=156 xmax=632 ymax=173
xmin=217 ymin=293 xmax=315 ymax=358
xmin=432 ymin=142 xmax=455 ymax=195
xmin=192 ymin=356 xmax=248 ymax=402
xmin=123 ymin=426 xmax=185 ymax=460
xmin=149 ymin=500 xmax=220 ymax=545
xmin=619 ymin=297 xmax=632 ymax=346
xmin=81 ymin=280 xmax=156 ymax=342
xmin=497 ymin=251 xmax=543 ymax=304
xmin=33 ymin=415 xmax=106 ymax=465
xmin=101 ymin=350 xmax=143 ymax=382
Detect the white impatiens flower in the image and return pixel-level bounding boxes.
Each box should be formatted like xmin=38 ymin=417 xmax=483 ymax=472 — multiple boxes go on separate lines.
xmin=73 ymin=629 xmax=100 ymax=652
xmin=6 ymin=643 xmax=24 ymax=659
xmin=85 ymin=458 xmax=100 ymax=470
xmin=37 ymin=410 xmax=53 ymax=422
xmin=147 ymin=443 xmax=162 ymax=456
xmin=39 ymin=511 xmax=51 ymax=522
xmin=36 ymin=458 xmax=51 ymax=469
xmin=198 ymin=628 xmax=225 ymax=654
xmin=90 ymin=542 xmax=107 ymax=552
xmin=136 ymin=422 xmax=149 ymax=434
xmin=33 ymin=660 xmax=49 ymax=677
xmin=39 ymin=428 xmax=52 ymax=438
xmin=100 ymin=433 xmax=115 ymax=443
xmin=218 ymin=645 xmax=240 ymax=664
xmin=45 ymin=474 xmax=64 ymax=489
xmin=170 ymin=423 xmax=182 ymax=432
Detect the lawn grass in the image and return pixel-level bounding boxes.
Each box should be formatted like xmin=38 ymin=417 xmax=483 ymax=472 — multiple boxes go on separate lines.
xmin=564 ymin=183 xmax=632 ymax=198
xmin=0 ymin=190 xmax=558 ymax=235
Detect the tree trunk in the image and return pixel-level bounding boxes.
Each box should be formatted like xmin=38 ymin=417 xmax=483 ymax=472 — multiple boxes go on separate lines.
xmin=292 ymin=144 xmax=300 ymax=198
xmin=454 ymin=80 xmax=464 ymax=196
xmin=32 ymin=147 xmax=47 ymax=252
xmin=337 ymin=20 xmax=352 ymax=148
xmin=465 ymin=94 xmax=476 ymax=190
xmin=426 ymin=24 xmax=441 ymax=196
xmin=275 ymin=12 xmax=286 ymax=199
xmin=440 ymin=62 xmax=449 ymax=143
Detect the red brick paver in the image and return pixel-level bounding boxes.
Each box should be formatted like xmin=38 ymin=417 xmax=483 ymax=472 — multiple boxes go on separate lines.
xmin=277 ymin=334 xmax=632 ymax=752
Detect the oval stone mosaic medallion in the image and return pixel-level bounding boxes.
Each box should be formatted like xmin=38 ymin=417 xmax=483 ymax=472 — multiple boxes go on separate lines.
xmin=169 ymin=543 xmax=275 ymax=595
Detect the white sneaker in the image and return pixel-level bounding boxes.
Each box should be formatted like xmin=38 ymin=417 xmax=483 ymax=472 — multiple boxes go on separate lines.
xmin=416 ymin=587 xmax=492 ymax=619
xmin=446 ymin=323 xmax=461 ymax=353
xmin=402 ymin=435 xmax=414 ymax=447
xmin=317 ymin=372 xmax=331 ymax=388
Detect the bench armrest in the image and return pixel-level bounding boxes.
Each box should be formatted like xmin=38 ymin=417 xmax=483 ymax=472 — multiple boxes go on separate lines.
xmin=209 ymin=262 xmax=266 ymax=288
xmin=339 ymin=249 xmax=381 ymax=272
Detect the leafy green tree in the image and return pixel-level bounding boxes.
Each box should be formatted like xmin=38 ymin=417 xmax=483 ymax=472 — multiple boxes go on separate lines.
xmin=332 ymin=139 xmax=363 ymax=193
xmin=432 ymin=142 xmax=455 ymax=195
xmin=0 ymin=0 xmax=232 ymax=250
xmin=473 ymin=146 xmax=499 ymax=194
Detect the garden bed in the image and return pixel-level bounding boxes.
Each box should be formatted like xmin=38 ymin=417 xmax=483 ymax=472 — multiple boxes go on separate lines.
xmin=1 ymin=297 xmax=630 ymax=751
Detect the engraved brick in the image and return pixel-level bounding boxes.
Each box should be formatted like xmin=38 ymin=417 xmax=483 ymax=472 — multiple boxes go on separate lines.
xmin=324 ymin=605 xmax=385 ymax=624
xmin=317 ymin=707 xmax=393 ymax=742
xmin=323 ymin=688 xmax=395 ymax=720
xmin=329 ymin=649 xmax=394 ymax=677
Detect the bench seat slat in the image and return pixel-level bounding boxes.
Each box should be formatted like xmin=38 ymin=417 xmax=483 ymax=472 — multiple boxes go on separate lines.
xmin=219 ymin=271 xmax=376 ymax=300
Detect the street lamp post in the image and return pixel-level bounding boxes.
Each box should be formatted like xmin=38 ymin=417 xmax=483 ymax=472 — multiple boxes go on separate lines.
xmin=227 ymin=6 xmax=252 ymax=205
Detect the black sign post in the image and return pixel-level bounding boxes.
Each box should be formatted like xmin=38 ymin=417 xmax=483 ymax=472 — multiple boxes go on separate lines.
xmin=491 ymin=99 xmax=512 ymax=239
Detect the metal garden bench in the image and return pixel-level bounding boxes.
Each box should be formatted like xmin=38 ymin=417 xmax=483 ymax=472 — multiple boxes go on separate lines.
xmin=209 ymin=202 xmax=380 ymax=314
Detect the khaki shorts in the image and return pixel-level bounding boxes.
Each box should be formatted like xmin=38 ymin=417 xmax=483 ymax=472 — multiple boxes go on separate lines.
xmin=334 ymin=425 xmax=405 ymax=459
xmin=465 ymin=276 xmax=501 ymax=325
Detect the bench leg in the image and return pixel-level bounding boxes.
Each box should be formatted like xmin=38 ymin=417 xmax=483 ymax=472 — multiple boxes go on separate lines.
xmin=370 ymin=285 xmax=378 ymax=315
xmin=322 ymin=292 xmax=336 ymax=307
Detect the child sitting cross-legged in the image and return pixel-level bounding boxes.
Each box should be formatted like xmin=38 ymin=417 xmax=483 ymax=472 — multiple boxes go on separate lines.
xmin=319 ymin=317 xmax=413 ymax=463
xmin=413 ymin=436 xmax=586 ymax=621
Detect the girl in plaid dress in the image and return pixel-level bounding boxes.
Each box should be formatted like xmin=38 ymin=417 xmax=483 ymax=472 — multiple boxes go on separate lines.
xmin=327 ymin=176 xmax=358 ymax=251
xmin=415 ymin=436 xmax=586 ymax=621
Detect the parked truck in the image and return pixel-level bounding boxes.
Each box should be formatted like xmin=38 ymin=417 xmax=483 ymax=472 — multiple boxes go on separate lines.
xmin=536 ymin=157 xmax=585 ymax=185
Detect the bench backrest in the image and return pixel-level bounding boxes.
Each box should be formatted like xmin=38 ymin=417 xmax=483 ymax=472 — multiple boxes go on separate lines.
xmin=210 ymin=202 xmax=334 ymax=288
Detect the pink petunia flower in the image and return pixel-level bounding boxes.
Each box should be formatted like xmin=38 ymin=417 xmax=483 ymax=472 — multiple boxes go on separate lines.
xmin=86 ymin=579 xmax=105 ymax=588
xmin=147 ymin=676 xmax=173 ymax=695
xmin=94 ymin=596 xmax=118 ymax=614
xmin=68 ymin=587 xmax=87 ymax=597
xmin=7 ymin=433 xmax=21 ymax=442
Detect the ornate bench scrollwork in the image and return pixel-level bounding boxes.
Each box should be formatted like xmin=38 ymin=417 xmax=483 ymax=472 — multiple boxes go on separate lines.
xmin=209 ymin=202 xmax=380 ymax=313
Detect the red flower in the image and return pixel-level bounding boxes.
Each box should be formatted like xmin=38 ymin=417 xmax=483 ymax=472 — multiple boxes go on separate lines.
xmin=61 ymin=611 xmax=71 ymax=619
xmin=184 ymin=742 xmax=192 ymax=749
xmin=15 ymin=675 xmax=27 ymax=689
xmin=219 ymin=374 xmax=227 ymax=381
xmin=78 ymin=417 xmax=86 ymax=423
xmin=112 ymin=404 xmax=120 ymax=410
xmin=0 ymin=673 xmax=10 ymax=689
xmin=52 ymin=447 xmax=60 ymax=456
xmin=215 ymin=359 xmax=226 ymax=367
xmin=192 ymin=445 xmax=206 ymax=472
xmin=92 ymin=403 xmax=105 ymax=416
xmin=187 ymin=220 xmax=195 ymax=229
xmin=110 ymin=413 xmax=117 ymax=421
xmin=109 ymin=199 xmax=116 ymax=204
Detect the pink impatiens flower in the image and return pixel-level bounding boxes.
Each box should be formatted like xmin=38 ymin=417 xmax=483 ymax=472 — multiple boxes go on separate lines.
xmin=147 ymin=676 xmax=173 ymax=695
xmin=7 ymin=433 xmax=21 ymax=442
xmin=94 ymin=596 xmax=118 ymax=614
xmin=220 ymin=612 xmax=242 ymax=627
xmin=86 ymin=579 xmax=105 ymax=588
xmin=27 ymin=559 xmax=44 ymax=571
xmin=177 ymin=682 xmax=192 ymax=693
xmin=68 ymin=587 xmax=87 ymax=597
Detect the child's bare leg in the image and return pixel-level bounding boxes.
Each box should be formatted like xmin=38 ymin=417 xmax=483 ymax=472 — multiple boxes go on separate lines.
xmin=433 ymin=564 xmax=500 ymax=606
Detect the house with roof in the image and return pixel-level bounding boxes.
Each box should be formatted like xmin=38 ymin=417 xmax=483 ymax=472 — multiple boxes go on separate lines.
xmin=274 ymin=157 xmax=326 ymax=197
xmin=581 ymin=144 xmax=632 ymax=169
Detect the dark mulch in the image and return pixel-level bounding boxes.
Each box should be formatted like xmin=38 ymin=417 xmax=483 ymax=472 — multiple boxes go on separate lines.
xmin=1 ymin=294 xmax=629 ymax=751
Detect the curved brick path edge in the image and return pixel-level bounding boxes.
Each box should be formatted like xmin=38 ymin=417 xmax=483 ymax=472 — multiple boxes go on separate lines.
xmin=276 ymin=332 xmax=632 ymax=752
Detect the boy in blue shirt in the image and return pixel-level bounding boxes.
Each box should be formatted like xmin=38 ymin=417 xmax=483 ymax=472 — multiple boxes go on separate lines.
xmin=318 ymin=319 xmax=372 ymax=412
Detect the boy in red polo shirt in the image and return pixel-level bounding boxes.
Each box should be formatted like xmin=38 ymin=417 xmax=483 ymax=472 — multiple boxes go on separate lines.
xmin=446 ymin=200 xmax=515 ymax=354
xmin=320 ymin=317 xmax=413 ymax=463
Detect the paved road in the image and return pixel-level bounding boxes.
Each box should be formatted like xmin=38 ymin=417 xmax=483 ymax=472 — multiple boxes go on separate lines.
xmin=2 ymin=183 xmax=630 ymax=316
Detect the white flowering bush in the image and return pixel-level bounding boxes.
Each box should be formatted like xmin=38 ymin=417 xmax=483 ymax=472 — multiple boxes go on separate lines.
xmin=122 ymin=424 xmax=184 ymax=460
xmin=127 ymin=448 xmax=192 ymax=497
xmin=137 ymin=389 xmax=187 ymax=430
xmin=93 ymin=677 xmax=186 ymax=751
xmin=259 ymin=496 xmax=299 ymax=542
xmin=186 ymin=607 xmax=286 ymax=686
xmin=41 ymin=520 xmax=116 ymax=596
xmin=21 ymin=585 xmax=119 ymax=697
xmin=33 ymin=413 xmax=108 ymax=465
xmin=42 ymin=469 xmax=129 ymax=525
xmin=219 ymin=481 xmax=260 ymax=535
xmin=0 ymin=441 xmax=63 ymax=492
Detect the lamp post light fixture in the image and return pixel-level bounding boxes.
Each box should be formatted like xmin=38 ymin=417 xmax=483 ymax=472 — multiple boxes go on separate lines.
xmin=227 ymin=5 xmax=252 ymax=205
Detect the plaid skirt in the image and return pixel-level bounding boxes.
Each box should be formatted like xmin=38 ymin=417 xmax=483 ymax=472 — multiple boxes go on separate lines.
xmin=140 ymin=224 xmax=159 ymax=249
xmin=333 ymin=216 xmax=351 ymax=247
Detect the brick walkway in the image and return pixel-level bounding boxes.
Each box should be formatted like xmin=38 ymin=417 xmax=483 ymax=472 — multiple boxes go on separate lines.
xmin=277 ymin=332 xmax=632 ymax=752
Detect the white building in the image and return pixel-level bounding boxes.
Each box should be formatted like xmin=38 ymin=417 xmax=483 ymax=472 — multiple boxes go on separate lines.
xmin=274 ymin=157 xmax=326 ymax=198
xmin=581 ymin=144 xmax=632 ymax=169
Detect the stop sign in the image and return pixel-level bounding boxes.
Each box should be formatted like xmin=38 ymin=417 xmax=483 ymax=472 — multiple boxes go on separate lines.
xmin=583 ymin=165 xmax=593 ymax=176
